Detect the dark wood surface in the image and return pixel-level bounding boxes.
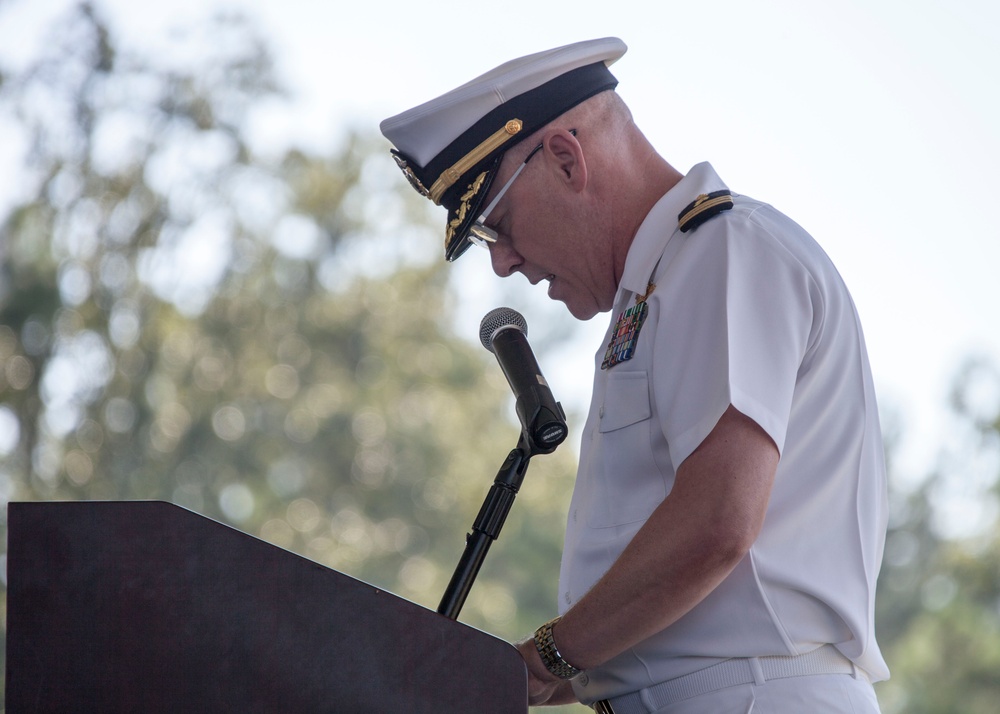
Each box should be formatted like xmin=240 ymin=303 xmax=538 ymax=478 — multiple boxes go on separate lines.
xmin=5 ymin=500 xmax=527 ymax=713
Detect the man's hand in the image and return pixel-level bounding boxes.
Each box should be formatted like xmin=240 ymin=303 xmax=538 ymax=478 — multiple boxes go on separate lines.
xmin=514 ymin=636 xmax=579 ymax=706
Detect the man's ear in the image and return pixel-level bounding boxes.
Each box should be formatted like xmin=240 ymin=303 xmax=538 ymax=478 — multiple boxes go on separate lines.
xmin=543 ymin=129 xmax=588 ymax=193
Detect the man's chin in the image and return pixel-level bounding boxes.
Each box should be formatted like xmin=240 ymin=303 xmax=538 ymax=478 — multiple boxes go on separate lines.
xmin=546 ymin=281 xmax=608 ymax=321
xmin=559 ymin=299 xmax=602 ymax=322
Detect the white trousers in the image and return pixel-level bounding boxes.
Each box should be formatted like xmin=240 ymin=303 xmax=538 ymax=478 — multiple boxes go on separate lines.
xmin=649 ymin=673 xmax=881 ymax=714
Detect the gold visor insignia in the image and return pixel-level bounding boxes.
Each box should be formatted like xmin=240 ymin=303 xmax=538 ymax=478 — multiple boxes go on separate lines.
xmin=445 ymin=171 xmax=487 ymax=248
xmin=392 ymin=153 xmax=430 ymax=198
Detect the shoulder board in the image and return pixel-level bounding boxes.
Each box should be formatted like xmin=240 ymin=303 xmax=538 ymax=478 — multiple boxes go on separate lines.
xmin=678 ymin=190 xmax=734 ymax=233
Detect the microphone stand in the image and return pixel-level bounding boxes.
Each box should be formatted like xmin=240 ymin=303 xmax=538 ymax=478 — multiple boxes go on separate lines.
xmin=437 ymin=432 xmax=536 ymax=621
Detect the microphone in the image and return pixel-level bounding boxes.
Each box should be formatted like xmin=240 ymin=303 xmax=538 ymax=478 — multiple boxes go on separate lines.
xmin=479 ymin=307 xmax=568 ymax=454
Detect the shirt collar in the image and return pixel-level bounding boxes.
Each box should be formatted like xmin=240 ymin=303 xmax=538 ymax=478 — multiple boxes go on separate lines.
xmin=618 ymin=162 xmax=730 ymax=297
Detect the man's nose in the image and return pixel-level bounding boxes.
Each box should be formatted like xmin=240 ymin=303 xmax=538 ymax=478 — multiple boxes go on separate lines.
xmin=487 ymin=240 xmax=522 ymax=278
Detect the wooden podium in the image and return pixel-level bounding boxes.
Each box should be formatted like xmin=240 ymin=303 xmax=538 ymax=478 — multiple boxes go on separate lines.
xmin=5 ymin=501 xmax=528 ymax=713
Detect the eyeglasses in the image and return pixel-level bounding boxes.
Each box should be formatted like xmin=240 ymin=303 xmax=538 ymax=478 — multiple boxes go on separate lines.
xmin=467 ymin=129 xmax=576 ymax=249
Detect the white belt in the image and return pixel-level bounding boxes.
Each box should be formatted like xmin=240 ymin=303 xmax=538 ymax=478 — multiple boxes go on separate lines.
xmin=592 ymin=645 xmax=864 ymax=714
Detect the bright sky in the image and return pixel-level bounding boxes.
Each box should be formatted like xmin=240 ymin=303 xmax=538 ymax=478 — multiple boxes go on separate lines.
xmin=2 ymin=0 xmax=999 ymax=531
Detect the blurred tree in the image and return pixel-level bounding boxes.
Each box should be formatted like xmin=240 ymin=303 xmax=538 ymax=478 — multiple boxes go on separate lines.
xmin=874 ymin=359 xmax=1000 ymax=713
xmin=12 ymin=6 xmax=1000 ymax=714
xmin=0 ymin=3 xmax=580 ymax=710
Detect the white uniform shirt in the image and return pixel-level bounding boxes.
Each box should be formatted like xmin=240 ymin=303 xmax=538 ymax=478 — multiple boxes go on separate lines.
xmin=560 ymin=163 xmax=890 ymax=702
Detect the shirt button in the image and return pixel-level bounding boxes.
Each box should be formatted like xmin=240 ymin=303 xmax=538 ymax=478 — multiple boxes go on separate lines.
xmin=599 ymin=405 xmax=605 ymax=417
xmin=578 ymin=673 xmax=589 ymax=686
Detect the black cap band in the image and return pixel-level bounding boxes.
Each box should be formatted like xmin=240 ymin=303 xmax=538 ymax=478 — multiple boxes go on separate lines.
xmin=430 ymin=61 xmax=619 ymax=214
xmin=410 ymin=61 xmax=618 ymax=260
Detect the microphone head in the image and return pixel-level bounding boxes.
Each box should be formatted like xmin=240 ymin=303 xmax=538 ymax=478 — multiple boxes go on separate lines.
xmin=479 ymin=307 xmax=527 ymax=353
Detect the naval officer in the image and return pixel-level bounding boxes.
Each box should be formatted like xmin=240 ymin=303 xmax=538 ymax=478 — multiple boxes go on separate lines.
xmin=381 ymin=37 xmax=889 ymax=713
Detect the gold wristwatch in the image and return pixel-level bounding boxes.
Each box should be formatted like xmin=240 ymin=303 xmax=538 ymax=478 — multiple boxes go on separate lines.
xmin=533 ymin=616 xmax=582 ymax=680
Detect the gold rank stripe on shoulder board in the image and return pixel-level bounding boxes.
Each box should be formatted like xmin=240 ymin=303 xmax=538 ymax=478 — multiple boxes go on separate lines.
xmin=678 ymin=189 xmax=734 ymax=232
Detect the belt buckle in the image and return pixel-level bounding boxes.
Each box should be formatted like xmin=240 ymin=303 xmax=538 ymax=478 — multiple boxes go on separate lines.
xmin=592 ymin=701 xmax=616 ymax=714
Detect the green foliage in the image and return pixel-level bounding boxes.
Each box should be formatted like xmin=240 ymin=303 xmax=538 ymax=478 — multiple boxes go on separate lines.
xmin=874 ymin=360 xmax=1000 ymax=713
xmin=875 ymin=530 xmax=1000 ymax=713
xmin=4 ymin=5 xmax=1000 ymax=714
xmin=0 ymin=4 xmax=580 ymax=709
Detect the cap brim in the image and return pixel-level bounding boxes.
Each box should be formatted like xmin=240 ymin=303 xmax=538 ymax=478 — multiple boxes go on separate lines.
xmin=444 ymin=156 xmax=501 ymax=261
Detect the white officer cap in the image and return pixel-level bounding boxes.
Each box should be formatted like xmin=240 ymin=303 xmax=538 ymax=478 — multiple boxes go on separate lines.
xmin=380 ymin=37 xmax=627 ymax=261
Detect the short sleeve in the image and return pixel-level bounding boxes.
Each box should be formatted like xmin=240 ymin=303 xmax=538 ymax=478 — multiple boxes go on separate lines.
xmin=652 ymin=205 xmax=817 ymax=472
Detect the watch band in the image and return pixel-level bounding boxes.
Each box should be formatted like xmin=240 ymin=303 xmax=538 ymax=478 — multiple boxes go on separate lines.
xmin=533 ymin=616 xmax=582 ymax=680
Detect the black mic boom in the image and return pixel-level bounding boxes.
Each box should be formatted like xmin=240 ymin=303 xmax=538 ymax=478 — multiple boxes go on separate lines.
xmin=479 ymin=307 xmax=568 ymax=454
